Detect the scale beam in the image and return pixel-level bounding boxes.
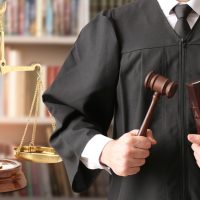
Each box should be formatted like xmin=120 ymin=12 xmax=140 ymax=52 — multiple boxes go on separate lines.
xmin=0 ymin=64 xmax=41 ymax=75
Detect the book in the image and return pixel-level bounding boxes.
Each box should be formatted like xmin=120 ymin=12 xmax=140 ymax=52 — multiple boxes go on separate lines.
xmin=5 ymin=0 xmax=82 ymax=36
xmin=63 ymin=0 xmax=71 ymax=35
xmin=46 ymin=0 xmax=53 ymax=35
xmin=70 ymin=0 xmax=79 ymax=35
xmin=77 ymin=0 xmax=89 ymax=33
xmin=24 ymin=0 xmax=31 ymax=35
xmin=5 ymin=48 xmax=22 ymax=117
xmin=29 ymin=0 xmax=36 ymax=35
xmin=187 ymin=80 xmax=200 ymax=134
xmin=36 ymin=0 xmax=43 ymax=36
xmin=18 ymin=0 xmax=25 ymax=35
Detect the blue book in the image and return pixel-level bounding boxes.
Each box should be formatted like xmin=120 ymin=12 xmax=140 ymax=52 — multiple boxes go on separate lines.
xmin=29 ymin=0 xmax=36 ymax=35
xmin=46 ymin=0 xmax=53 ymax=35
xmin=24 ymin=0 xmax=30 ymax=35
xmin=70 ymin=0 xmax=79 ymax=35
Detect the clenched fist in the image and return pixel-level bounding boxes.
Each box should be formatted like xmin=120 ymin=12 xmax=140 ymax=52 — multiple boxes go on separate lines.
xmin=188 ymin=134 xmax=200 ymax=168
xmin=99 ymin=129 xmax=157 ymax=176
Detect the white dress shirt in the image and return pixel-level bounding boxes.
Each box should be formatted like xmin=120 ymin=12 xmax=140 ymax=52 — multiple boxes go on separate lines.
xmin=80 ymin=0 xmax=200 ymax=171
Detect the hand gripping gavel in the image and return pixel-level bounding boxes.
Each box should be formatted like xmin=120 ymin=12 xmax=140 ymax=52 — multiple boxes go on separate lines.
xmin=137 ymin=71 xmax=178 ymax=136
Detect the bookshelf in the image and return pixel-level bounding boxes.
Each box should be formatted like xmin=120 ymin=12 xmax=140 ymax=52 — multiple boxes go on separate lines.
xmin=0 ymin=0 xmax=132 ymax=199
xmin=5 ymin=36 xmax=77 ymax=45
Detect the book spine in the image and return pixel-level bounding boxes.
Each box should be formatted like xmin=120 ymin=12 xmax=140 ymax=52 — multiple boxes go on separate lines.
xmin=18 ymin=0 xmax=25 ymax=35
xmin=6 ymin=49 xmax=22 ymax=117
xmin=77 ymin=0 xmax=90 ymax=33
xmin=6 ymin=0 xmax=13 ymax=35
xmin=70 ymin=0 xmax=79 ymax=35
xmin=12 ymin=0 xmax=18 ymax=35
xmin=58 ymin=0 xmax=65 ymax=35
xmin=63 ymin=0 xmax=70 ymax=35
xmin=53 ymin=0 xmax=59 ymax=35
xmin=36 ymin=0 xmax=43 ymax=36
xmin=24 ymin=0 xmax=30 ymax=35
xmin=46 ymin=0 xmax=53 ymax=35
xmin=187 ymin=83 xmax=200 ymax=134
xmin=29 ymin=0 xmax=36 ymax=35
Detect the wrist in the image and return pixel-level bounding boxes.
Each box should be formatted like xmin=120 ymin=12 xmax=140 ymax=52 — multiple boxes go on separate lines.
xmin=99 ymin=140 xmax=114 ymax=167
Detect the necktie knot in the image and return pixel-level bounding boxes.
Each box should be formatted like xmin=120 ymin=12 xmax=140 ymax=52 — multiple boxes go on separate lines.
xmin=174 ymin=4 xmax=192 ymax=20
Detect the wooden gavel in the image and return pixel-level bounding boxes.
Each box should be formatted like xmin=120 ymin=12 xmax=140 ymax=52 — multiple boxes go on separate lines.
xmin=137 ymin=71 xmax=178 ymax=136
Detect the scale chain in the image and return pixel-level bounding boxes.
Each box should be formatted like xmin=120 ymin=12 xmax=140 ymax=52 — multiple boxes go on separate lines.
xmin=17 ymin=75 xmax=40 ymax=153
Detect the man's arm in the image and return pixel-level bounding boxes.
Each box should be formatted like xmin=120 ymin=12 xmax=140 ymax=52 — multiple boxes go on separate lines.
xmin=80 ymin=134 xmax=113 ymax=170
xmin=43 ymin=11 xmax=120 ymax=193
xmin=81 ymin=130 xmax=157 ymax=176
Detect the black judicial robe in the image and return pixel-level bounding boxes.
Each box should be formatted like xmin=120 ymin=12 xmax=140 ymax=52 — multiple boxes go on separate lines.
xmin=42 ymin=0 xmax=200 ymax=199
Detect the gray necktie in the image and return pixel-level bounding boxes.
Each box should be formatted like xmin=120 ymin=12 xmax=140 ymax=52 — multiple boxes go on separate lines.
xmin=173 ymin=4 xmax=193 ymax=38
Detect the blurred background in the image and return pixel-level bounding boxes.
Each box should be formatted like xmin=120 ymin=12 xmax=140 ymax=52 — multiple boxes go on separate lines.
xmin=0 ymin=0 xmax=132 ymax=199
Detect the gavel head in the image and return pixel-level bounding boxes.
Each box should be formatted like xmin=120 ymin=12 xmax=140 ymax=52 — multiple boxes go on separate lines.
xmin=145 ymin=71 xmax=178 ymax=98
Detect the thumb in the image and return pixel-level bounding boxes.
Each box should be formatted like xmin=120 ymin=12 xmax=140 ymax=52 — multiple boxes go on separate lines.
xmin=188 ymin=134 xmax=200 ymax=145
xmin=146 ymin=129 xmax=157 ymax=145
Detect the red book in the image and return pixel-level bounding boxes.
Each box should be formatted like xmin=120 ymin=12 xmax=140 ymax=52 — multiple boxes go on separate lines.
xmin=46 ymin=65 xmax=60 ymax=116
xmin=187 ymin=80 xmax=200 ymax=134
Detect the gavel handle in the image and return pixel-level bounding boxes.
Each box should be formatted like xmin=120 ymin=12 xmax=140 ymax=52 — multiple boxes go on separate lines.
xmin=137 ymin=92 xmax=160 ymax=136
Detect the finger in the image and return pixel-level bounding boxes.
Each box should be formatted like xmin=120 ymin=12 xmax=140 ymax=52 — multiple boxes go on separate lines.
xmin=125 ymin=167 xmax=140 ymax=176
xmin=146 ymin=129 xmax=157 ymax=145
xmin=191 ymin=143 xmax=200 ymax=156
xmin=125 ymin=131 xmax=152 ymax=149
xmin=132 ymin=136 xmax=152 ymax=149
xmin=188 ymin=134 xmax=200 ymax=145
xmin=129 ymin=130 xmax=138 ymax=136
xmin=194 ymin=151 xmax=200 ymax=162
xmin=131 ymin=148 xmax=150 ymax=159
xmin=197 ymin=160 xmax=200 ymax=168
xmin=127 ymin=158 xmax=145 ymax=167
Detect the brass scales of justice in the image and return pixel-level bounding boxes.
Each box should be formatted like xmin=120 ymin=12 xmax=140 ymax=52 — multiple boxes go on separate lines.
xmin=0 ymin=1 xmax=62 ymax=165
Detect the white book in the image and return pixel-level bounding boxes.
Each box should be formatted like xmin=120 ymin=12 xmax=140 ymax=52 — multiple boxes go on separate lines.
xmin=36 ymin=0 xmax=43 ymax=36
xmin=77 ymin=0 xmax=90 ymax=33
xmin=7 ymin=49 xmax=22 ymax=117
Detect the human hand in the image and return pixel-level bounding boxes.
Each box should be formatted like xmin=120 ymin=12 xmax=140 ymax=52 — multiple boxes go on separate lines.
xmin=99 ymin=129 xmax=157 ymax=176
xmin=188 ymin=134 xmax=200 ymax=168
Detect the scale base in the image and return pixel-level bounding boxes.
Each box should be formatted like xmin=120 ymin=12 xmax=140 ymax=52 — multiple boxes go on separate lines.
xmin=0 ymin=159 xmax=27 ymax=193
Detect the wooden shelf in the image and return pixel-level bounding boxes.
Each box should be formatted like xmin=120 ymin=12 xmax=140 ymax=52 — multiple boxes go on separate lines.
xmin=0 ymin=117 xmax=52 ymax=125
xmin=5 ymin=36 xmax=77 ymax=45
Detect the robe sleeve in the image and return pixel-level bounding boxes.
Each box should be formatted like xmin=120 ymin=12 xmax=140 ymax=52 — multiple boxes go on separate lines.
xmin=42 ymin=11 xmax=120 ymax=192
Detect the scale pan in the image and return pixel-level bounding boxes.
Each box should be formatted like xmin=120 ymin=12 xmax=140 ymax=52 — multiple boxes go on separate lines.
xmin=14 ymin=146 xmax=62 ymax=164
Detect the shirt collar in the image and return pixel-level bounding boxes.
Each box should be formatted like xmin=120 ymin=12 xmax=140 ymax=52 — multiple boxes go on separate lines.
xmin=157 ymin=0 xmax=200 ymax=16
xmin=188 ymin=0 xmax=200 ymax=16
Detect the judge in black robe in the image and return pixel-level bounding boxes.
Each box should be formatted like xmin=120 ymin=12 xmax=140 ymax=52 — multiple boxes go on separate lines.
xmin=42 ymin=0 xmax=200 ymax=199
